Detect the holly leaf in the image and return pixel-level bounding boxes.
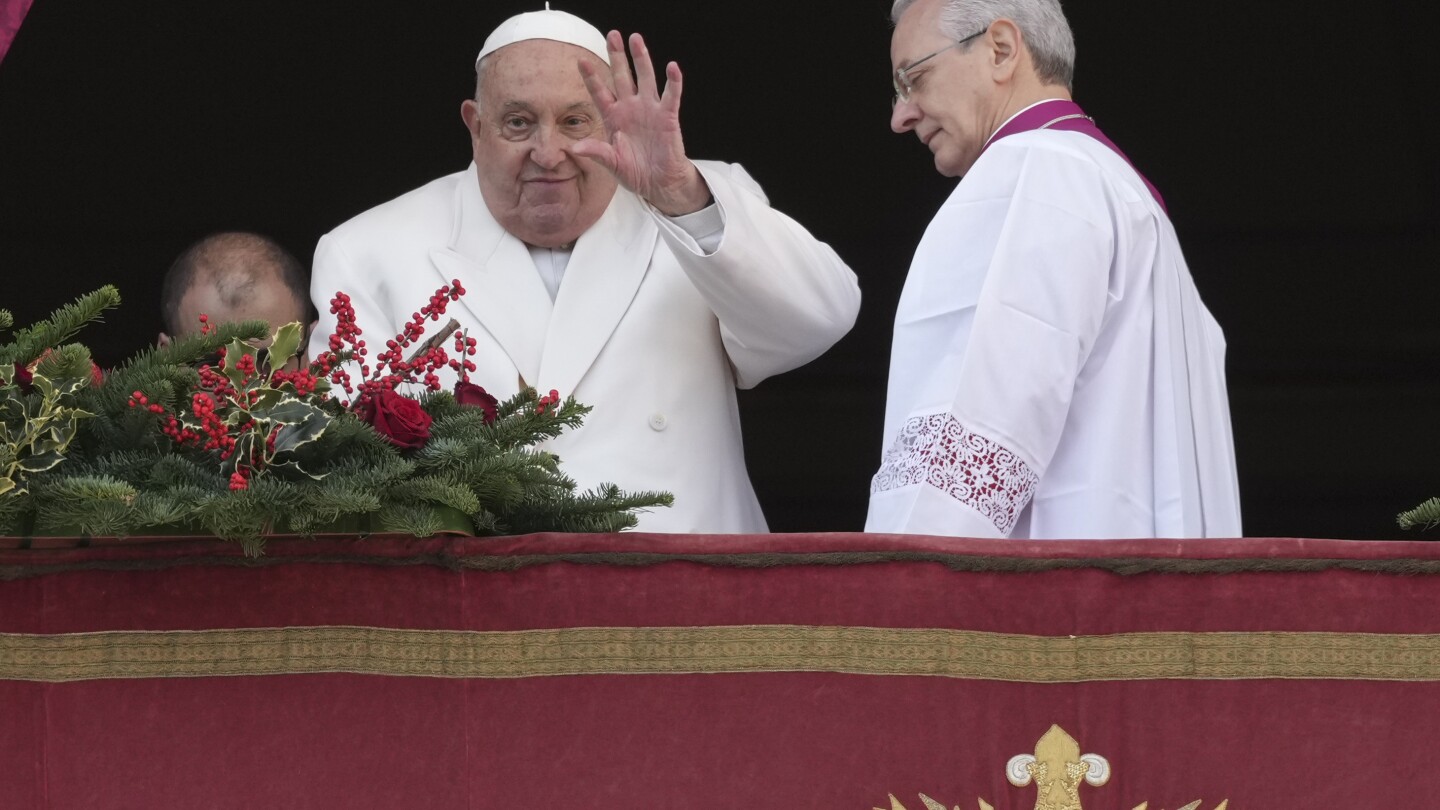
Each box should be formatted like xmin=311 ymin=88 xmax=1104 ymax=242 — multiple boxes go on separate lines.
xmin=259 ymin=398 xmax=327 ymax=426
xmin=247 ymin=389 xmax=284 ymax=413
xmin=272 ymin=411 xmax=328 ymax=454
xmin=267 ymin=322 xmax=304 ymax=370
xmin=221 ymin=339 xmax=258 ymax=388
xmin=18 ymin=450 xmax=65 ymax=473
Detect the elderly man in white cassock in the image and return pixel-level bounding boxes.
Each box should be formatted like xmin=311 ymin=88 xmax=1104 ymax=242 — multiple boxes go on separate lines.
xmin=867 ymin=0 xmax=1241 ymax=539
xmin=308 ymin=7 xmax=860 ymax=533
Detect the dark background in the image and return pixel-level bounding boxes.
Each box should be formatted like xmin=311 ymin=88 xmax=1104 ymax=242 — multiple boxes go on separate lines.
xmin=2 ymin=1 xmax=1435 ymax=539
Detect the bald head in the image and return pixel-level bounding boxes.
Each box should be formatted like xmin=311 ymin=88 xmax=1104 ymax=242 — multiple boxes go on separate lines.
xmin=161 ymin=232 xmax=311 ymax=339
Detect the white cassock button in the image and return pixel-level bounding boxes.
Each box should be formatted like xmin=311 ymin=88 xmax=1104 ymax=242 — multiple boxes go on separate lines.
xmin=648 ymin=413 xmax=668 ymax=431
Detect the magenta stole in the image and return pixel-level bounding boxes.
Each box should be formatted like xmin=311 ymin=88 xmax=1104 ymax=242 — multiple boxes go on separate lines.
xmin=984 ymin=99 xmax=1167 ymax=213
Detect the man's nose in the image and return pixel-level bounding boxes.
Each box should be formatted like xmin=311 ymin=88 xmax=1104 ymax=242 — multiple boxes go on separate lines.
xmin=890 ymin=98 xmax=919 ymax=134
xmin=530 ymin=126 xmax=569 ymax=170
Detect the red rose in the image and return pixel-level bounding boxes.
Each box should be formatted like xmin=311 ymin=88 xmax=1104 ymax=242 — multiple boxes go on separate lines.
xmin=8 ymin=363 xmax=33 ymax=392
xmin=361 ymin=390 xmax=433 ymax=450
xmin=454 ymin=381 xmax=498 ymax=424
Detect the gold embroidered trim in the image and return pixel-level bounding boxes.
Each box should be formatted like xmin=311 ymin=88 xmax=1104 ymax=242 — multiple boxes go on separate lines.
xmin=4 ymin=625 xmax=1440 ymax=683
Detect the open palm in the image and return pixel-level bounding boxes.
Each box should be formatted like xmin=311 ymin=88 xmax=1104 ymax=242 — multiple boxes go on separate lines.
xmin=574 ymin=31 xmax=709 ymax=216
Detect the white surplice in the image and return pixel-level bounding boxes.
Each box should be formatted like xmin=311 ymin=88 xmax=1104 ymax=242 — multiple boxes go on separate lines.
xmin=866 ymin=129 xmax=1241 ymax=539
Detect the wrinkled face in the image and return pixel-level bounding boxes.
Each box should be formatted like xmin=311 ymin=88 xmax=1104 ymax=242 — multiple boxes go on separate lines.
xmin=463 ymin=39 xmax=618 ymax=248
xmin=890 ymin=0 xmax=996 ymax=177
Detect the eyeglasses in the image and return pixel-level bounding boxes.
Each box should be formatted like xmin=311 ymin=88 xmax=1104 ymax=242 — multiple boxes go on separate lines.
xmin=892 ymin=28 xmax=987 ymax=105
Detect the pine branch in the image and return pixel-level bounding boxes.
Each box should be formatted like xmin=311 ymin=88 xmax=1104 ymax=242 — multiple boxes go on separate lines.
xmin=61 ymin=450 xmax=162 ymax=486
xmin=483 ymin=396 xmax=591 ymax=451
xmin=149 ymin=322 xmax=271 ymax=366
xmin=506 ymin=484 xmax=673 ymax=535
xmin=0 ymin=286 xmax=121 ymax=366
xmin=196 ymin=477 xmax=304 ymax=555
xmin=131 ymin=487 xmax=213 ymax=529
xmin=146 ymin=455 xmax=228 ymax=490
xmin=411 ymin=436 xmax=483 ymax=474
xmin=33 ymin=343 xmax=96 ymax=383
xmin=376 ymin=504 xmax=445 ymax=537
xmin=0 ymin=309 xmax=13 ymax=332
xmin=30 ymin=474 xmax=138 ymax=537
xmin=0 ymin=490 xmax=30 ymax=535
xmin=386 ymin=476 xmax=482 ymax=516
xmin=282 ymin=455 xmax=410 ymax=532
xmin=1399 ymin=497 xmax=1440 ymax=531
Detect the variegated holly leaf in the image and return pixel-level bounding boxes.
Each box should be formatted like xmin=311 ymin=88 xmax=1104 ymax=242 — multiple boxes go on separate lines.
xmin=221 ymin=338 xmax=259 ymax=388
xmin=259 ymin=398 xmax=330 ymax=456
xmin=267 ymin=322 xmax=304 ymax=368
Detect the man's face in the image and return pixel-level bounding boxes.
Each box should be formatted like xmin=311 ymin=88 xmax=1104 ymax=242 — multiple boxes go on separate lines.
xmin=463 ymin=39 xmax=618 ymax=248
xmin=890 ymin=0 xmax=996 ymax=177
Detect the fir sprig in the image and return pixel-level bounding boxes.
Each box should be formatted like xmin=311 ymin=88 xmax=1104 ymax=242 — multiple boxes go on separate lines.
xmin=1399 ymin=498 xmax=1440 ymax=532
xmin=0 ymin=286 xmax=120 ymax=367
xmin=1 ymin=287 xmax=672 ymax=552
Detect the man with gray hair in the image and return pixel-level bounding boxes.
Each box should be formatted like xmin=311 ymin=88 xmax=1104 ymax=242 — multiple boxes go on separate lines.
xmin=867 ymin=0 xmax=1241 ymax=538
xmin=308 ymin=7 xmax=860 ymax=533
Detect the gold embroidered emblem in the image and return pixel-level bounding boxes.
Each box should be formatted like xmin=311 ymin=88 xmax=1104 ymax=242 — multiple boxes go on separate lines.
xmin=877 ymin=725 xmax=1229 ymax=810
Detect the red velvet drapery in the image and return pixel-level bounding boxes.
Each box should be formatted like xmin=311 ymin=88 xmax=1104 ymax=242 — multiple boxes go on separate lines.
xmin=4 ymin=533 xmax=1440 ymax=808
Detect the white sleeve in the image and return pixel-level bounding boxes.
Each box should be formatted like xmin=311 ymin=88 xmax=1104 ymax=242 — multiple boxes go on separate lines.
xmin=663 ymin=203 xmax=725 ymax=255
xmin=868 ymin=147 xmax=1116 ymax=537
xmin=648 ymin=161 xmax=862 ymax=389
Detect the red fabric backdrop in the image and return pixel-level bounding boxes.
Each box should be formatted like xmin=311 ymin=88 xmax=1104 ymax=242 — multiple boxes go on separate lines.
xmin=4 ymin=533 xmax=1440 ymax=809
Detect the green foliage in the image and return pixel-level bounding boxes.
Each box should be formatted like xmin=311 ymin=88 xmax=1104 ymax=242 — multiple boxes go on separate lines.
xmin=0 ymin=286 xmax=121 ymax=367
xmin=30 ymin=475 xmax=137 ymax=537
xmin=506 ymin=484 xmax=675 ymax=535
xmin=1 ymin=287 xmax=671 ymax=554
xmin=1399 ymin=498 xmax=1440 ymax=532
xmin=2 ymin=345 xmax=98 ymax=498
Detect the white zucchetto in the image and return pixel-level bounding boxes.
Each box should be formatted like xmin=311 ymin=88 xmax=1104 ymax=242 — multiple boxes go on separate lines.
xmin=475 ymin=5 xmax=610 ymax=68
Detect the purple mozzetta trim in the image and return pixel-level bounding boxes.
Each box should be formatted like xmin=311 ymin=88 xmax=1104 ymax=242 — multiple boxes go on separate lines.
xmin=986 ymin=98 xmax=1167 ymax=212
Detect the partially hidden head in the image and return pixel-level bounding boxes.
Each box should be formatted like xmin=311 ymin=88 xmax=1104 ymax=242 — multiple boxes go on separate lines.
xmin=889 ymin=0 xmax=1075 ymax=177
xmin=461 ymin=7 xmax=619 ymax=248
xmin=159 ymin=232 xmax=314 ymax=360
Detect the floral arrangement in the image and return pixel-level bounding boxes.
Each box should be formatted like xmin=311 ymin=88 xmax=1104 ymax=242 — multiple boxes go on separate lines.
xmin=1 ymin=285 xmax=671 ymax=554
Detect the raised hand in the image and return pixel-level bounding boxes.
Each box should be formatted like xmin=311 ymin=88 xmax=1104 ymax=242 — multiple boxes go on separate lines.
xmin=572 ymin=31 xmax=712 ymax=216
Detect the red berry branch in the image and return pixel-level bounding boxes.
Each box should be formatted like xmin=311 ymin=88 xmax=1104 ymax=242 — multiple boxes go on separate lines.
xmin=132 ymin=314 xmax=330 ymax=490
xmin=314 ymin=280 xmax=469 ymax=410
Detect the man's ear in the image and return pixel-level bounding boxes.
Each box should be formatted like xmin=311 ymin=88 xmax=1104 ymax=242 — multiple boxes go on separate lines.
xmin=987 ymin=19 xmax=1023 ymax=82
xmin=157 ymin=332 xmax=172 ymax=348
xmin=461 ymin=99 xmax=482 ymax=138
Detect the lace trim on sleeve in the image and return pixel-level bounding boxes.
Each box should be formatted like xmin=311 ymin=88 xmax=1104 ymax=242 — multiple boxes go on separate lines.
xmin=870 ymin=414 xmax=1039 ymax=536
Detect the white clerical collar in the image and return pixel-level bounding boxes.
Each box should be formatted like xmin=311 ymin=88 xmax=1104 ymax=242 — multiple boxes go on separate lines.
xmin=527 ymin=243 xmax=573 ymax=302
